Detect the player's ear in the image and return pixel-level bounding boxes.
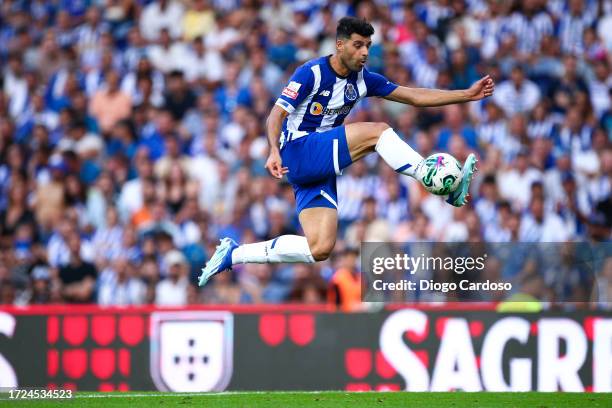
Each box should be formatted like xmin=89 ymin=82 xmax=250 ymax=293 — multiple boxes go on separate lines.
xmin=336 ymin=38 xmax=345 ymax=52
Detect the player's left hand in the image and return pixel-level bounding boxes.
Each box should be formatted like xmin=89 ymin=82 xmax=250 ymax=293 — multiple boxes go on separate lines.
xmin=264 ymin=149 xmax=289 ymax=179
xmin=466 ymin=75 xmax=495 ymax=101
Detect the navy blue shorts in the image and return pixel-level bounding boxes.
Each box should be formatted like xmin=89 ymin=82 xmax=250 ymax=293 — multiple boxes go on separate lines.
xmin=280 ymin=126 xmax=353 ymax=214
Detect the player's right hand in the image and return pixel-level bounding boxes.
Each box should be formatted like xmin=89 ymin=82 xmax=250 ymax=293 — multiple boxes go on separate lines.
xmin=264 ymin=150 xmax=289 ymax=179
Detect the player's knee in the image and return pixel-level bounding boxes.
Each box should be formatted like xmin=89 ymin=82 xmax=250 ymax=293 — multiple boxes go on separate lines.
xmin=373 ymin=122 xmax=391 ymax=135
xmin=311 ymin=247 xmax=332 ymax=262
xmin=370 ymin=122 xmax=391 ymax=145
xmin=309 ymin=240 xmax=335 ymax=262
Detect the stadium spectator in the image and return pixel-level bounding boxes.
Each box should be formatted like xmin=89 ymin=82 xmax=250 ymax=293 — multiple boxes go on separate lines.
xmin=328 ymin=247 xmax=361 ymax=311
xmin=337 ymin=161 xmax=379 ymax=227
xmin=377 ymin=177 xmax=410 ymax=226
xmin=182 ymin=0 xmax=216 ymax=41
xmin=89 ymin=70 xmax=132 ymax=134
xmin=238 ymin=48 xmax=284 ymax=96
xmin=0 ymin=280 xmax=16 ymax=305
xmin=92 ymin=206 xmax=124 ymax=265
xmin=497 ymin=149 xmax=543 ymax=210
xmin=183 ymin=36 xmax=225 ymax=86
xmin=163 ymin=70 xmax=197 ymax=121
xmin=558 ymin=0 xmax=595 ymax=54
xmin=505 ymin=0 xmax=553 ymax=56
xmin=288 ymin=263 xmax=327 ymax=304
xmin=520 ymin=195 xmax=570 ymax=242
xmin=437 ymin=104 xmax=478 ymax=150
xmin=1 ymin=176 xmax=34 ymax=240
xmin=345 ymin=196 xmax=391 ymax=246
xmin=493 ymin=65 xmax=542 ymax=117
xmin=140 ymin=0 xmax=185 ymax=41
xmin=588 ymin=60 xmax=611 ymax=119
xmin=98 ymin=257 xmax=147 ymax=306
xmin=28 ymin=265 xmax=53 ymax=305
xmin=449 ymin=48 xmax=479 ymax=91
xmin=155 ymin=249 xmax=189 ymax=306
xmin=201 ymin=267 xmax=247 ymax=304
xmin=552 ymin=56 xmax=588 ymax=111
xmin=56 ymin=232 xmax=97 ymax=303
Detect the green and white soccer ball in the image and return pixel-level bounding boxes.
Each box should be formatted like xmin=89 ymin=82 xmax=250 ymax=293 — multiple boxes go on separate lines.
xmin=417 ymin=153 xmax=462 ymax=196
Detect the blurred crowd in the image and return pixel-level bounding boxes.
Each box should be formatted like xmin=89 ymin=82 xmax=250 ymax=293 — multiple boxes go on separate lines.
xmin=0 ymin=0 xmax=610 ymax=309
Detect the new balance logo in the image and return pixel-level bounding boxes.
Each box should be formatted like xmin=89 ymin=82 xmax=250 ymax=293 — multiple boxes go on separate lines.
xmin=319 ymin=90 xmax=331 ymax=97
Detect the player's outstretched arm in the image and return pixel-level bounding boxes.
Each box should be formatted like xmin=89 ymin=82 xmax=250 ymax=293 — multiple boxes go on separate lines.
xmin=384 ymin=75 xmax=495 ymax=107
xmin=264 ymin=105 xmax=290 ymax=179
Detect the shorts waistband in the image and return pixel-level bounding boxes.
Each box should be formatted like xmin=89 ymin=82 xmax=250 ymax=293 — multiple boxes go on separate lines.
xmin=280 ymin=130 xmax=309 ymax=148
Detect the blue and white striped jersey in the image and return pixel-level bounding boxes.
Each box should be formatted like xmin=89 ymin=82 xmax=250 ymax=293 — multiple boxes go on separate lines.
xmin=275 ymin=56 xmax=398 ymax=145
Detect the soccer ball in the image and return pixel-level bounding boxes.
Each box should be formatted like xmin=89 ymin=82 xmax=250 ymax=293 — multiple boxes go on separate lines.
xmin=417 ymin=153 xmax=462 ymax=196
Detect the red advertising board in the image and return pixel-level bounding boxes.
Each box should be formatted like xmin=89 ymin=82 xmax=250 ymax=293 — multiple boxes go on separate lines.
xmin=0 ymin=305 xmax=610 ymax=392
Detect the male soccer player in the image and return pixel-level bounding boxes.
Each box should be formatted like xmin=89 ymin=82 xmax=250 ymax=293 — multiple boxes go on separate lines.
xmin=198 ymin=17 xmax=494 ymax=286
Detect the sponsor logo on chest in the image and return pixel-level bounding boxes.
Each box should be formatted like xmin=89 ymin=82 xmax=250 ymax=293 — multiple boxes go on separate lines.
xmin=310 ymin=102 xmax=353 ymax=116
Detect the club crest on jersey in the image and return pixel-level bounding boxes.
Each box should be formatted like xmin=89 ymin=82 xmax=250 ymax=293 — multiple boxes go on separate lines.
xmin=310 ymin=102 xmax=324 ymax=115
xmin=345 ymin=83 xmax=357 ymax=101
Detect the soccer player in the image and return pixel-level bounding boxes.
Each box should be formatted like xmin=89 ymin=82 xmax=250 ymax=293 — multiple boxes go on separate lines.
xmin=198 ymin=17 xmax=494 ymax=286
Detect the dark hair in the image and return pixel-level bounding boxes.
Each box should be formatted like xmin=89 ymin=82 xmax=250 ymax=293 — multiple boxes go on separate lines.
xmin=363 ymin=196 xmax=377 ymax=205
xmin=336 ymin=16 xmax=374 ymax=39
xmin=71 ymin=119 xmax=87 ymax=130
xmin=497 ymin=200 xmax=511 ymax=211
xmin=482 ymin=174 xmax=496 ymax=184
xmin=168 ymin=70 xmax=184 ymax=79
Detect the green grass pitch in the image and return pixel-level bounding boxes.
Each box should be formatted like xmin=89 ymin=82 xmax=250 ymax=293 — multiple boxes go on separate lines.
xmin=1 ymin=391 xmax=612 ymax=407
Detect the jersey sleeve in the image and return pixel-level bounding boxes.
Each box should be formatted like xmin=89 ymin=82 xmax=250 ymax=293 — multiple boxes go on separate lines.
xmin=363 ymin=68 xmax=398 ymax=97
xmin=275 ymin=65 xmax=314 ymax=114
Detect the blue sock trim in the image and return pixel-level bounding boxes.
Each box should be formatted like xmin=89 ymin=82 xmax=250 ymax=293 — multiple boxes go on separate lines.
xmin=396 ymin=163 xmax=412 ymax=173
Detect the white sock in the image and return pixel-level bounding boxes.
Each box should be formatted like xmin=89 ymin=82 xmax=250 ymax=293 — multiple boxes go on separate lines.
xmin=375 ymin=127 xmax=424 ymax=180
xmin=231 ymin=235 xmax=315 ymax=264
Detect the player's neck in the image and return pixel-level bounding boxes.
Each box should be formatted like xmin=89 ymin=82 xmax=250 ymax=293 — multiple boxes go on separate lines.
xmin=328 ymin=54 xmax=350 ymax=78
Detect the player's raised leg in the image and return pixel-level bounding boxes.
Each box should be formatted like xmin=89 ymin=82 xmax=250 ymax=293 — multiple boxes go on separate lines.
xmin=345 ymin=121 xmax=476 ymax=206
xmin=297 ymin=207 xmax=337 ymax=262
xmin=198 ymin=208 xmax=337 ymax=286
xmin=230 ymin=207 xmax=337 ymax=264
xmin=346 ymin=122 xmax=424 ymax=176
xmin=198 ymin=233 xmax=312 ymax=286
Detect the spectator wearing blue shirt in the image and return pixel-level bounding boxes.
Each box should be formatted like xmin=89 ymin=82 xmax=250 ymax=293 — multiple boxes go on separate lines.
xmin=437 ymin=104 xmax=478 ymax=150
